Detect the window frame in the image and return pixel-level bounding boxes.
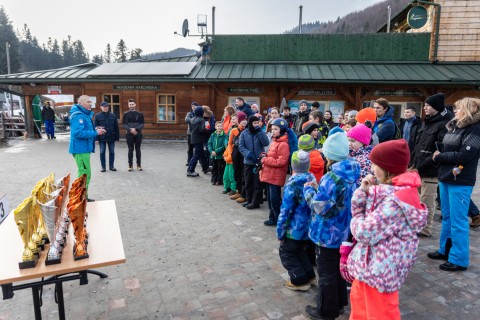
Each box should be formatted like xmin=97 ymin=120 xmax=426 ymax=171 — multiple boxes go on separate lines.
xmin=156 ymin=94 xmax=177 ymax=123
xmin=102 ymin=93 xmax=121 ymax=119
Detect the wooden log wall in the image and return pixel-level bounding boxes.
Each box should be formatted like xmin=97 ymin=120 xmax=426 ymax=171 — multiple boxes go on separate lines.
xmin=435 ymin=0 xmax=480 ymax=62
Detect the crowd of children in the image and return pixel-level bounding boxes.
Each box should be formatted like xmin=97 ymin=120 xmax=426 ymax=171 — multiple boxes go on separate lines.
xmin=184 ymin=97 xmax=480 ymax=319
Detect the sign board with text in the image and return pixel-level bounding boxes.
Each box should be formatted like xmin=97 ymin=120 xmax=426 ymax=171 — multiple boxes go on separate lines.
xmin=113 ymin=85 xmax=160 ymax=91
xmin=0 ymin=193 xmax=8 ymax=226
xmin=47 ymin=86 xmax=62 ymax=94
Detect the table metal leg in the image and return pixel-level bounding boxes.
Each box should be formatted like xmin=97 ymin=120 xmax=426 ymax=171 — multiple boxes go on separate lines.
xmin=55 ymin=282 xmax=66 ymax=320
xmin=86 ymin=270 xmax=108 ymax=278
xmin=31 ymin=285 xmax=42 ymax=320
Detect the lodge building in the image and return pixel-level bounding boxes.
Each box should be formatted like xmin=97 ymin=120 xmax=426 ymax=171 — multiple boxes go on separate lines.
xmin=0 ymin=0 xmax=479 ymax=139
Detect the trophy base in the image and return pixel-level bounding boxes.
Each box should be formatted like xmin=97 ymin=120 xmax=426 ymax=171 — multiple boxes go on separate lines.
xmin=74 ymin=253 xmax=89 ymax=261
xmin=45 ymin=256 xmax=62 ymax=265
xmin=43 ymin=237 xmax=50 ymax=245
xmin=38 ymin=241 xmax=46 ymax=251
xmin=19 ymin=256 xmax=38 ymax=269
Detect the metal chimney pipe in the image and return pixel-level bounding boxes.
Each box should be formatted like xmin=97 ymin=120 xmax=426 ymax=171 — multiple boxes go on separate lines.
xmin=387 ymin=5 xmax=391 ymax=33
xmin=212 ymin=6 xmax=215 ymax=37
xmin=299 ymin=6 xmax=303 ymax=34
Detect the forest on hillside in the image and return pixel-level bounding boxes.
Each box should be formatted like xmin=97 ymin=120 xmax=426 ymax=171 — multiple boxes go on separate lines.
xmin=286 ymin=0 xmax=410 ymax=34
xmin=0 ymin=0 xmax=410 ymax=74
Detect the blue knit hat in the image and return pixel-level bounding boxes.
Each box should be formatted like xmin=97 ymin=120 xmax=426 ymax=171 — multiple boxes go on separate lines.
xmin=322 ymin=131 xmax=349 ymax=162
xmin=329 ymin=126 xmax=344 ymax=136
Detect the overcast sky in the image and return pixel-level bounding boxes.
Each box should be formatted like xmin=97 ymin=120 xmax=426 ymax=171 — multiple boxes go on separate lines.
xmin=2 ymin=0 xmax=385 ymax=56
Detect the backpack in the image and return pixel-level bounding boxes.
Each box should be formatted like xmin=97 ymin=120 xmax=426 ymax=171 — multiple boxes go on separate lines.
xmin=377 ymin=119 xmax=402 ymax=140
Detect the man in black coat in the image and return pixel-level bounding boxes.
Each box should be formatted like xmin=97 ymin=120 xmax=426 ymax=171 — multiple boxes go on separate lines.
xmin=293 ymin=100 xmax=310 ymax=135
xmin=95 ymin=101 xmax=120 ymax=172
xmin=122 ymin=99 xmax=145 ymax=171
xmin=399 ymin=105 xmax=422 ymax=156
xmin=410 ymin=93 xmax=453 ymax=237
xmin=235 ymin=97 xmax=253 ymax=118
xmin=41 ymin=101 xmax=56 ymax=139
xmin=187 ymin=106 xmax=209 ymax=177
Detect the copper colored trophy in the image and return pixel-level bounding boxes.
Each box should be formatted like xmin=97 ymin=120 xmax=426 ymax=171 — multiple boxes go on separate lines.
xmin=68 ymin=198 xmax=89 ymax=260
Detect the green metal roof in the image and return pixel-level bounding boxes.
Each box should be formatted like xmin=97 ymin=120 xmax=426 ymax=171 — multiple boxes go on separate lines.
xmin=1 ymin=58 xmax=480 ymax=86
xmin=187 ymin=62 xmax=480 ymax=85
xmin=0 ymin=50 xmax=480 ymax=86
xmin=210 ymin=33 xmax=431 ymax=62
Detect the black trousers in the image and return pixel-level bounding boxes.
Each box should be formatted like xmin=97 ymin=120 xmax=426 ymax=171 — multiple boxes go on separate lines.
xmin=211 ymin=159 xmax=225 ymax=183
xmin=315 ymin=246 xmax=348 ymax=319
xmin=187 ymin=134 xmax=194 ymax=164
xmin=244 ymin=164 xmax=262 ymax=205
xmin=188 ymin=143 xmax=208 ymax=173
xmin=232 ymin=147 xmax=244 ymax=194
xmin=279 ymin=238 xmax=315 ymax=285
xmin=126 ymin=133 xmax=142 ymax=166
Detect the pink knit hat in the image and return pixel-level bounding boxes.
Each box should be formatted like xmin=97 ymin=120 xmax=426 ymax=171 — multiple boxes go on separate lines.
xmin=347 ymin=124 xmax=371 ymax=146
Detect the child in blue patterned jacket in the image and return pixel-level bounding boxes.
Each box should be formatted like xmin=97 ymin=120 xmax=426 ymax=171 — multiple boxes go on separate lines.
xmin=303 ymin=130 xmax=360 ymax=320
xmin=277 ymin=150 xmax=317 ymax=291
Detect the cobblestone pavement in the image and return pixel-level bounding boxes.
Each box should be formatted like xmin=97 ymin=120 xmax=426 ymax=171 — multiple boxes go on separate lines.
xmin=0 ymin=134 xmax=479 ymax=320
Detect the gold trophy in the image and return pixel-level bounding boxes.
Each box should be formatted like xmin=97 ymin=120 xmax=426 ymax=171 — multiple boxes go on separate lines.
xmin=68 ymin=198 xmax=89 ymax=260
xmin=14 ymin=196 xmax=39 ymax=269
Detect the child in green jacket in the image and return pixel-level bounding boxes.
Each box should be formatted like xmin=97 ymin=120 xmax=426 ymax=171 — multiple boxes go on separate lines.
xmin=208 ymin=121 xmax=228 ymax=185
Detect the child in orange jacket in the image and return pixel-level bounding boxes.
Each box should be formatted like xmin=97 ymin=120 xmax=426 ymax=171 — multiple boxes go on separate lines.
xmin=297 ymin=134 xmax=325 ymax=182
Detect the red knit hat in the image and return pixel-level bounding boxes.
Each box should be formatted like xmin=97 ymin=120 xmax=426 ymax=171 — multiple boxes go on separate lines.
xmin=369 ymin=140 xmax=410 ymax=174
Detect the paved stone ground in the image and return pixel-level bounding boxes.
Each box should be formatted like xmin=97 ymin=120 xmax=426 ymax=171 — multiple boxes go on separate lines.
xmin=0 ymin=134 xmax=479 ymax=320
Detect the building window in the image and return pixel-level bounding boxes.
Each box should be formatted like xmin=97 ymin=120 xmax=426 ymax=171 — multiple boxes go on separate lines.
xmin=102 ymin=94 xmax=121 ymax=119
xmin=157 ymin=94 xmax=176 ymax=122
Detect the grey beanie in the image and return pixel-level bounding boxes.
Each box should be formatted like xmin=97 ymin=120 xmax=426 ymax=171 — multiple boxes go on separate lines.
xmin=292 ymin=150 xmax=310 ymax=173
xmin=348 ymin=110 xmax=358 ymax=119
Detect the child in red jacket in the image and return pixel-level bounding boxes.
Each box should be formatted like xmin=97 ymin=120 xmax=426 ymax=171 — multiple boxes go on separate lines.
xmin=260 ymin=118 xmax=298 ymax=226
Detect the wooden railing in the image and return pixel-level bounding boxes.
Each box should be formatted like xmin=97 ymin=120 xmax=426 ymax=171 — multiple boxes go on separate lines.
xmin=0 ymin=113 xmax=25 ymax=139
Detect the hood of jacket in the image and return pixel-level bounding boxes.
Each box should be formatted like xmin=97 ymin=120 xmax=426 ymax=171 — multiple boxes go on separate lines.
xmin=376 ymin=106 xmax=394 ymax=123
xmin=290 ymin=171 xmax=315 ymax=188
xmin=425 ymin=108 xmax=453 ymax=125
xmin=381 ymin=171 xmax=427 ymax=233
xmin=69 ymin=104 xmax=93 ymax=118
xmin=446 ymin=111 xmax=480 ymax=130
xmin=329 ymin=158 xmax=361 ymax=185
xmin=194 ymin=105 xmax=204 ymax=117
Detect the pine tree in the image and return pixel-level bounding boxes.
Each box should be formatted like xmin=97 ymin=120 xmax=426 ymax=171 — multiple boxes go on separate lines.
xmin=92 ymin=54 xmax=103 ymax=64
xmin=62 ymin=36 xmax=74 ymax=66
xmin=104 ymin=43 xmax=111 ymax=63
xmin=72 ymin=40 xmax=89 ymax=64
xmin=129 ymin=48 xmax=143 ymax=61
xmin=114 ymin=39 xmax=127 ymax=62
xmin=0 ymin=6 xmax=21 ymax=73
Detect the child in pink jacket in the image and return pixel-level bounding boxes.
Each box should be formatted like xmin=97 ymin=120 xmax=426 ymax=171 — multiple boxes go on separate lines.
xmin=347 ymin=140 xmax=427 ymax=320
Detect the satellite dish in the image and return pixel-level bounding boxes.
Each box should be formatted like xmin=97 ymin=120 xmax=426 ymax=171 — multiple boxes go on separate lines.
xmin=182 ymin=19 xmax=189 ymax=37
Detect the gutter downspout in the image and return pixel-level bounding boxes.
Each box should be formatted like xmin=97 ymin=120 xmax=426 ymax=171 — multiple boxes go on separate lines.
xmin=416 ymin=0 xmax=441 ymax=63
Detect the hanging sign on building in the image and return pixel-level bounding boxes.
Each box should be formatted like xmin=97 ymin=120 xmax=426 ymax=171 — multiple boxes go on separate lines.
xmin=408 ymin=6 xmax=428 ymax=29
xmin=47 ymin=85 xmax=62 ymax=94
xmin=226 ymin=88 xmax=263 ymax=94
xmin=297 ymin=89 xmax=336 ymax=96
xmin=374 ymin=90 xmax=422 ymax=97
xmin=113 ymin=85 xmax=160 ymax=90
